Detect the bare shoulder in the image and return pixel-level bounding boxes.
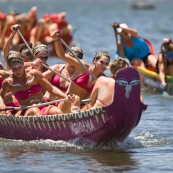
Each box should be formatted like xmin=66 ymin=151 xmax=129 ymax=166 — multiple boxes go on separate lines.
xmin=85 ymin=63 xmax=91 ymax=69
xmin=2 ymin=76 xmax=12 ymax=86
xmin=96 ymin=76 xmax=114 ymax=85
xmin=0 ymin=70 xmax=12 ymax=78
xmin=52 ymin=64 xmax=64 ymax=71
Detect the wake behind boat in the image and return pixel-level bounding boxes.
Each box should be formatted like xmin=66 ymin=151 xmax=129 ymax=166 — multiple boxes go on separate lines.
xmin=0 ymin=67 xmax=147 ymax=144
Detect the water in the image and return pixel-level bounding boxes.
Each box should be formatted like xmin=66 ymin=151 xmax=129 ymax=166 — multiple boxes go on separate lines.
xmin=0 ymin=0 xmax=173 ymax=172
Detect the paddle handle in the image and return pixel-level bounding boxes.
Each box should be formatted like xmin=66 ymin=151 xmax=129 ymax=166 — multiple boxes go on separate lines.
xmin=17 ymin=29 xmax=70 ymax=82
xmin=17 ymin=30 xmax=34 ymax=57
xmin=41 ymin=63 xmax=70 ymax=82
xmin=60 ymin=38 xmax=97 ymax=80
xmin=112 ymin=22 xmax=131 ymax=66
xmin=112 ymin=22 xmax=120 ymax=55
xmin=0 ymin=98 xmax=91 ymax=112
xmin=21 ymin=98 xmax=69 ymax=110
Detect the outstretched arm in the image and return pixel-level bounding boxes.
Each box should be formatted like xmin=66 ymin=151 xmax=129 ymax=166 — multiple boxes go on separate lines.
xmin=118 ymin=23 xmax=140 ymax=38
xmin=51 ymin=31 xmax=84 ymax=68
xmin=32 ymin=69 xmax=68 ymax=99
xmin=43 ymin=64 xmax=62 ymax=80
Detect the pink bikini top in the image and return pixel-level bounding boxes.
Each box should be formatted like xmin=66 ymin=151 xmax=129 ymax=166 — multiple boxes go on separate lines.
xmin=72 ymin=72 xmax=94 ymax=93
xmin=50 ymin=66 xmax=68 ymax=92
xmin=14 ymin=84 xmax=42 ymax=100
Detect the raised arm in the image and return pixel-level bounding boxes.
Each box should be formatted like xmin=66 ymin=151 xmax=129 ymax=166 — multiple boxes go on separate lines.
xmin=33 ymin=69 xmax=68 ymax=99
xmin=43 ymin=64 xmax=61 ymax=80
xmin=51 ymin=31 xmax=84 ymax=68
xmin=3 ymin=24 xmax=20 ymax=69
xmin=118 ymin=23 xmax=140 ymax=38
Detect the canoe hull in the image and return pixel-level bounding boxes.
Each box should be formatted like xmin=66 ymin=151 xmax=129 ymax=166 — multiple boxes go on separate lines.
xmin=0 ymin=67 xmax=146 ymax=144
xmin=0 ymin=107 xmax=134 ymax=143
xmin=0 ymin=108 xmax=106 ymax=142
xmin=138 ymin=67 xmax=173 ymax=95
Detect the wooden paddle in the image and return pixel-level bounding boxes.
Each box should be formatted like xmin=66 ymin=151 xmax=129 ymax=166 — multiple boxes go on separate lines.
xmin=112 ymin=22 xmax=120 ymax=55
xmin=41 ymin=63 xmax=70 ymax=82
xmin=0 ymin=98 xmax=90 ymax=111
xmin=17 ymin=30 xmax=70 ymax=82
xmin=0 ymin=98 xmax=70 ymax=111
xmin=112 ymin=22 xmax=131 ymax=66
xmin=17 ymin=30 xmax=34 ymax=57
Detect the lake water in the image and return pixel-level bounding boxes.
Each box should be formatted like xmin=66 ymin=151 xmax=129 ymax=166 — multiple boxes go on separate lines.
xmin=0 ymin=0 xmax=173 ymax=172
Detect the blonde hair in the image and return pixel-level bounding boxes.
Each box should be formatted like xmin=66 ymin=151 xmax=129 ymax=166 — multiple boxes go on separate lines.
xmin=109 ymin=57 xmax=129 ymax=76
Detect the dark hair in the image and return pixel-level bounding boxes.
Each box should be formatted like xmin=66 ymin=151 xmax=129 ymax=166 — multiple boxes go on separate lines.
xmin=161 ymin=39 xmax=173 ymax=52
xmin=18 ymin=42 xmax=33 ymax=52
xmin=67 ymin=46 xmax=83 ymax=59
xmin=93 ymin=50 xmax=110 ymax=63
xmin=21 ymin=48 xmax=33 ymax=58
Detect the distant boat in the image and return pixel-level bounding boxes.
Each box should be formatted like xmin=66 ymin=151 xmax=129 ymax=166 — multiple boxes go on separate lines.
xmin=131 ymin=2 xmax=155 ymax=9
xmin=138 ymin=66 xmax=173 ymax=96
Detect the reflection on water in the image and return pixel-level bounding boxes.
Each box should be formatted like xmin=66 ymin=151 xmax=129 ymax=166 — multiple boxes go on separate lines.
xmin=83 ymin=151 xmax=139 ymax=172
xmin=2 ymin=146 xmax=43 ymax=164
xmin=0 ymin=142 xmax=138 ymax=172
xmin=0 ymin=127 xmax=172 ymax=172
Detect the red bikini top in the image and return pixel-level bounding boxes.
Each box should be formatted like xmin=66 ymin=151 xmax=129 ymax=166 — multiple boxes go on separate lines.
xmin=14 ymin=84 xmax=42 ymax=100
xmin=72 ymin=72 xmax=94 ymax=93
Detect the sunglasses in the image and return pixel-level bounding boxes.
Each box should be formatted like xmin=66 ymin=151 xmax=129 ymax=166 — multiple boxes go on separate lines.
xmin=98 ymin=60 xmax=109 ymax=66
xmin=11 ymin=64 xmax=24 ymax=71
xmin=37 ymin=56 xmax=48 ymax=60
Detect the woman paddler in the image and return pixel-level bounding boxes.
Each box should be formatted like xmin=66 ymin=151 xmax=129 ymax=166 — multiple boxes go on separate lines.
xmin=156 ymin=38 xmax=173 ymax=89
xmin=82 ymin=57 xmax=145 ymax=110
xmin=51 ymin=31 xmax=111 ymax=100
xmin=43 ymin=46 xmax=83 ymax=101
xmin=0 ymin=51 xmax=77 ymax=116
xmin=112 ymin=22 xmax=157 ymax=69
xmin=3 ymin=24 xmax=33 ymax=70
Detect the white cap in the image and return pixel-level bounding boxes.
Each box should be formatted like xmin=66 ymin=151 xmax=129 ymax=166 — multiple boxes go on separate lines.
xmin=162 ymin=38 xmax=170 ymax=43
xmin=119 ymin=23 xmax=128 ymax=28
xmin=116 ymin=23 xmax=128 ymax=33
xmin=30 ymin=6 xmax=37 ymax=11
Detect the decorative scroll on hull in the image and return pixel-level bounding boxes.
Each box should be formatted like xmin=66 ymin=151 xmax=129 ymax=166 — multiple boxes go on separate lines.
xmin=0 ymin=67 xmax=146 ymax=144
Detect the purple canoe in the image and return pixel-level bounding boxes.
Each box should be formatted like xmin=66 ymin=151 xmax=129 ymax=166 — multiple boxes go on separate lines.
xmin=0 ymin=67 xmax=147 ymax=143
